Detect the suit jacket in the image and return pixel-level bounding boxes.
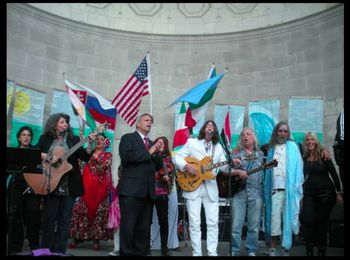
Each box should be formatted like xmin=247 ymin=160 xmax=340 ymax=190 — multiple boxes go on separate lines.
xmin=118 ymin=131 xmax=162 ymax=199
xmin=35 ymin=134 xmax=91 ymax=198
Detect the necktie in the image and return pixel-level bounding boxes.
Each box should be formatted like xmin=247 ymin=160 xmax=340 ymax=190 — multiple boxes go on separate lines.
xmin=144 ymin=137 xmax=150 ymax=150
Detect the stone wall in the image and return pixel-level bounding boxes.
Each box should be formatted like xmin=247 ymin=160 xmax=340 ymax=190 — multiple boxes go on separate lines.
xmin=7 ymin=4 xmax=344 ymax=171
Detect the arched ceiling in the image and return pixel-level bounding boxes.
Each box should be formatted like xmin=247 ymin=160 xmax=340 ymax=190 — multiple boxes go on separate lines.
xmin=28 ymin=3 xmax=339 ymax=35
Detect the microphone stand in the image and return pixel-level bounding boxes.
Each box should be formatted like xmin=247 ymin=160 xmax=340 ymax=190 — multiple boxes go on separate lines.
xmin=220 ymin=137 xmax=235 ymax=257
xmin=227 ymin=152 xmax=234 ymax=257
xmin=45 ymin=151 xmax=53 ymax=195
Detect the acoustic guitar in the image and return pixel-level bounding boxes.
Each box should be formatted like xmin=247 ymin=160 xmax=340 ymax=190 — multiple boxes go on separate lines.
xmin=176 ymin=156 xmax=230 ymax=192
xmin=217 ymin=159 xmax=278 ymax=198
xmin=23 ymin=123 xmax=109 ymax=195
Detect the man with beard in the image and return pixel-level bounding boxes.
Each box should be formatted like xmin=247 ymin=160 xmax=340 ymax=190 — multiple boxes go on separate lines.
xmin=262 ymin=122 xmax=304 ymax=256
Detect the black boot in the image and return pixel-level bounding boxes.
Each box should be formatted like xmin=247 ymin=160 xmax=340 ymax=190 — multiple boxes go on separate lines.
xmin=306 ymin=246 xmax=314 ymax=256
xmin=317 ymin=248 xmax=326 ymax=257
xmin=144 ymin=244 xmax=151 ymax=256
xmin=161 ymin=247 xmax=172 ymax=256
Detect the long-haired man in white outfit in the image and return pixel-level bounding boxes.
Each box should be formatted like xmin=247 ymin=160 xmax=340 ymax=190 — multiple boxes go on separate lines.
xmin=174 ymin=120 xmax=231 ymax=256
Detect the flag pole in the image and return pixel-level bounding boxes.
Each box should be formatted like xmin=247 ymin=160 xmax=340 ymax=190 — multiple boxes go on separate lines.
xmin=63 ymin=72 xmax=82 ymax=131
xmin=208 ymin=62 xmax=215 ymax=79
xmin=147 ymin=51 xmax=152 ymax=115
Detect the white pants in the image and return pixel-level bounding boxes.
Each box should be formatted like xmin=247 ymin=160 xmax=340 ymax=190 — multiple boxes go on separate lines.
xmin=186 ymin=185 xmax=219 ymax=256
xmin=113 ymin=228 xmax=120 ymax=252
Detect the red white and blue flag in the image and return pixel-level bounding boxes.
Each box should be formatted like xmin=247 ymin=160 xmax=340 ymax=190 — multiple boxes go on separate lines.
xmin=65 ymin=80 xmax=117 ymax=130
xmin=112 ymin=55 xmax=151 ymax=127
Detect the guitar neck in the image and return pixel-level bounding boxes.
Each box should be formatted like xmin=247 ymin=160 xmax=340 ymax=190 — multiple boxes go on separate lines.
xmin=206 ymin=160 xmax=229 ymax=171
xmin=61 ymin=136 xmax=89 ymax=161
xmin=57 ymin=123 xmax=108 ymax=162
xmin=247 ymin=164 xmax=266 ymax=175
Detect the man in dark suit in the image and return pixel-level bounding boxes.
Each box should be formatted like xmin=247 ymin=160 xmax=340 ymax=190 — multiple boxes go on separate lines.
xmin=118 ymin=113 xmax=163 ymax=256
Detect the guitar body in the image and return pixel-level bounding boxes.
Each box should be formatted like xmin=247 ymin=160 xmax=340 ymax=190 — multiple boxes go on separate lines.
xmin=217 ymin=159 xmax=278 ymax=198
xmin=22 ymin=122 xmax=109 ymax=195
xmin=23 ymin=146 xmax=73 ymax=195
xmin=176 ymin=156 xmax=217 ymax=192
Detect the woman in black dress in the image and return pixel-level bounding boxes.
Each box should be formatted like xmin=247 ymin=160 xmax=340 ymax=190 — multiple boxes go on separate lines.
xmin=300 ymin=132 xmax=343 ymax=256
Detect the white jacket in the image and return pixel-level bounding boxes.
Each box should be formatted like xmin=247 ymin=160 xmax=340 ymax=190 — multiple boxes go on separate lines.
xmin=174 ymin=138 xmax=229 ymax=201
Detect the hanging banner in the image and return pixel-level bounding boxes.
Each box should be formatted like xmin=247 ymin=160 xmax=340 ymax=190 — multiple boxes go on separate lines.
xmin=9 ymin=85 xmax=46 ymax=147
xmin=51 ymin=90 xmax=114 ymax=151
xmin=248 ymin=99 xmax=280 ymax=146
xmin=214 ymin=104 xmax=244 ymax=149
xmin=288 ymin=98 xmax=324 ymax=144
xmin=7 ymin=80 xmax=15 ymax=116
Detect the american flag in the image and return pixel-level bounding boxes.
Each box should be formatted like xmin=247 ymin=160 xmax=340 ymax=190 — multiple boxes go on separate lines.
xmin=112 ymin=56 xmax=150 ymax=126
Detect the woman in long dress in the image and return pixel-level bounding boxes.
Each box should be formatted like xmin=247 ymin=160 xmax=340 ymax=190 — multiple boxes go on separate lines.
xmin=69 ymin=133 xmax=113 ymax=250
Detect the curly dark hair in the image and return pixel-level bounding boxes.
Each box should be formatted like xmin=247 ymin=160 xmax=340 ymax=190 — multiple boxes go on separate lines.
xmin=43 ymin=113 xmax=74 ymax=139
xmin=197 ymin=120 xmax=220 ymax=145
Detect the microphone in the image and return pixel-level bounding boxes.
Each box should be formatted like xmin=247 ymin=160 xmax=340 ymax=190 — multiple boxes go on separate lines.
xmin=59 ymin=129 xmax=67 ymax=137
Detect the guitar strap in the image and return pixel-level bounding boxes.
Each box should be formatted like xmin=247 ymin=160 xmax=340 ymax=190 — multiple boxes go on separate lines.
xmin=211 ymin=142 xmax=216 ymax=169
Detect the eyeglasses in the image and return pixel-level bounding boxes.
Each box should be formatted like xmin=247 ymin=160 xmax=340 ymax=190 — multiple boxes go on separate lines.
xmin=278 ymin=129 xmax=289 ymax=133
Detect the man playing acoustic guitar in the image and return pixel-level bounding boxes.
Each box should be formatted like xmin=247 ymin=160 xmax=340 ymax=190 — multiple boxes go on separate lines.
xmin=174 ymin=120 xmax=231 ymax=256
xmin=225 ymin=127 xmax=266 ymax=256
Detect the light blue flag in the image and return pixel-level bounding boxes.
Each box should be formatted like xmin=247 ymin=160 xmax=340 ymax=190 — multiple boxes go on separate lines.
xmin=169 ymin=73 xmax=224 ymax=107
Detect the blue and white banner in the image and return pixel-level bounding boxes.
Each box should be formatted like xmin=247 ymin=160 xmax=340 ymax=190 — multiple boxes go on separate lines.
xmin=288 ymin=98 xmax=324 ymax=144
xmin=9 ymin=85 xmax=46 ymax=147
xmin=248 ymin=99 xmax=280 ymax=146
xmin=7 ymin=80 xmax=15 ymax=116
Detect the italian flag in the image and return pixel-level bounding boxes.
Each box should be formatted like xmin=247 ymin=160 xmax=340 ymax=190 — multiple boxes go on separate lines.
xmin=224 ymin=110 xmax=231 ymax=147
xmin=185 ymin=64 xmax=217 ymax=128
xmin=66 ymin=85 xmax=96 ymax=130
xmin=173 ymin=102 xmax=190 ymax=151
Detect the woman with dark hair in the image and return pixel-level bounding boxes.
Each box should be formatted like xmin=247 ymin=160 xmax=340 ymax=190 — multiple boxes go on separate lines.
xmin=174 ymin=120 xmax=231 ymax=256
xmin=16 ymin=126 xmax=34 ymax=147
xmin=16 ymin=126 xmax=44 ymax=251
xmin=8 ymin=126 xmax=38 ymax=254
xmin=36 ymin=113 xmax=96 ymax=255
xmin=69 ymin=133 xmax=114 ymax=250
xmin=300 ymin=132 xmax=343 ymax=256
xmin=149 ymin=136 xmax=177 ymax=256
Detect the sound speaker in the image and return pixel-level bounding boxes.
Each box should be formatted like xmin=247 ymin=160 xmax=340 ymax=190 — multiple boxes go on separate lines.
xmin=218 ymin=207 xmax=231 ymax=241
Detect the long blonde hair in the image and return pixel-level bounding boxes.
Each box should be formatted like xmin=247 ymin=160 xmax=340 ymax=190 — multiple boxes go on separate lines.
xmin=302 ymin=132 xmax=322 ymax=161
